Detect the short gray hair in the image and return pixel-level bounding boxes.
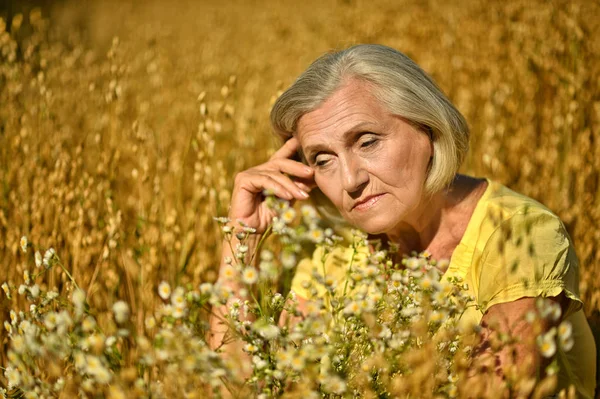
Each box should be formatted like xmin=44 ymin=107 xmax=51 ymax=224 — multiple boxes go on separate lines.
xmin=270 ymin=44 xmax=469 ymax=227
xmin=271 ymin=44 xmax=468 ymax=190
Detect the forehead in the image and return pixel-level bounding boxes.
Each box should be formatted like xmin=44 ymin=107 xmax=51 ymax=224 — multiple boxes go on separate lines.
xmin=296 ymin=79 xmax=389 ymax=144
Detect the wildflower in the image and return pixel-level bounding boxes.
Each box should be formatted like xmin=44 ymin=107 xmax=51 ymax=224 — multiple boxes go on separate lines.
xmin=244 ymin=343 xmax=259 ymax=353
xmin=405 ymin=257 xmax=420 ymax=270
xmin=4 ymin=321 xmax=11 ymax=334
xmin=161 ymin=304 xmax=174 ymax=317
xmin=105 ymin=336 xmax=117 ymax=347
xmin=558 ymin=321 xmax=574 ymax=351
xmin=256 ymin=323 xmax=280 ymax=340
xmin=145 ymin=316 xmax=156 ymax=329
xmin=281 ymin=207 xmax=296 ymax=224
xmin=525 ymin=311 xmax=537 ymax=323
xmin=11 ymin=336 xmax=24 ymax=354
xmin=171 ymin=286 xmax=186 ymax=308
xmin=214 ymin=216 xmax=231 ymax=225
xmin=46 ymin=290 xmax=59 ymax=300
xmin=281 ymin=251 xmax=297 ymax=269
xmin=18 ymin=284 xmax=27 ymax=295
xmin=218 ymin=265 xmax=236 ymax=282
xmin=85 ymin=355 xmax=112 ymax=383
xmin=379 ymin=326 xmax=392 ymax=339
xmin=4 ymin=367 xmax=21 ymax=388
xmin=271 ymin=292 xmax=284 ymax=306
xmin=54 ymin=378 xmax=65 ymax=392
xmin=10 ymin=310 xmax=17 ymax=325
xmin=308 ymin=228 xmax=325 ymax=244
xmin=301 ymin=204 xmax=318 ymax=221
xmin=43 ymin=248 xmax=56 ymax=268
xmin=44 ymin=312 xmax=58 ymax=330
xmin=23 ymin=270 xmax=30 ymax=285
xmin=56 ymin=311 xmax=73 ymax=334
xmin=272 ymin=217 xmax=286 ymax=233
xmin=158 ymin=281 xmax=171 ymax=300
xmin=20 ymin=236 xmax=28 ymax=253
xmin=276 ymin=349 xmax=293 ymax=368
xmin=260 ymin=249 xmax=274 ymax=262
xmin=112 ymin=301 xmax=130 ymax=324
xmin=290 ymin=354 xmax=306 ymax=371
xmin=537 ymin=297 xmax=561 ymax=322
xmin=29 ymin=284 xmax=39 ymax=298
xmin=241 ymin=267 xmax=258 ymax=285
xmin=343 ymin=301 xmax=362 ymax=316
xmin=85 ymin=334 xmax=105 ymax=353
xmin=537 ymin=329 xmax=557 ymax=358
xmin=430 ymin=310 xmax=448 ymax=324
xmin=199 ymin=282 xmax=213 ymax=294
xmin=172 ymin=305 xmax=186 ymax=319
xmin=2 ymin=282 xmax=11 ymax=299
xmin=322 ymin=375 xmax=347 ymax=395
xmin=72 ymin=289 xmax=86 ymax=316
xmin=82 ymin=316 xmax=96 ymax=332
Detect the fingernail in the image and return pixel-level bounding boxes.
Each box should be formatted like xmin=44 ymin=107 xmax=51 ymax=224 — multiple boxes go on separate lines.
xmin=299 ymin=190 xmax=309 ymax=198
xmin=304 ymin=167 xmax=313 ymax=174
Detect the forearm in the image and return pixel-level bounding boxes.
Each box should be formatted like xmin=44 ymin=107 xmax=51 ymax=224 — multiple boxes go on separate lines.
xmin=208 ymin=232 xmax=261 ymax=350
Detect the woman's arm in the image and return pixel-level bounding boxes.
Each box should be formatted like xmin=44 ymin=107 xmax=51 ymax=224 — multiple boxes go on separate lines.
xmin=209 ymin=137 xmax=313 ymax=346
xmin=471 ymin=294 xmax=569 ymax=396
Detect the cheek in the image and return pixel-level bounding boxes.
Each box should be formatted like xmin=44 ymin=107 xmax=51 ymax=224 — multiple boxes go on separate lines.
xmin=315 ymin=174 xmax=342 ymax=205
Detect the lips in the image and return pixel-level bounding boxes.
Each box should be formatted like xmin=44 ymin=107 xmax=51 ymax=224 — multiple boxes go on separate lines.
xmin=352 ymin=194 xmax=385 ymax=211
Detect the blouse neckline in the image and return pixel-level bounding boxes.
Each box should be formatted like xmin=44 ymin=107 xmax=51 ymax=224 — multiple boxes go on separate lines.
xmin=444 ymin=177 xmax=494 ymax=277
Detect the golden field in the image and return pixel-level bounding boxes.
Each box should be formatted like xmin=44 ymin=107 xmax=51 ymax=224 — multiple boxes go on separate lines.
xmin=0 ymin=0 xmax=599 ymax=395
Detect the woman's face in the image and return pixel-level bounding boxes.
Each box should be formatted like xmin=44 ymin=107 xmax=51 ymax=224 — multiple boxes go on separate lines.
xmin=296 ymin=79 xmax=433 ymax=236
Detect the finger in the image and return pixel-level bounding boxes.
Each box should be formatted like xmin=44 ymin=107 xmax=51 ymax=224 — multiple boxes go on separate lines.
xmin=237 ymin=172 xmax=294 ymax=200
xmin=294 ymin=176 xmax=317 ymax=190
xmin=258 ymin=171 xmax=309 ymax=200
xmin=268 ymin=158 xmax=313 ymax=179
xmin=294 ymin=181 xmax=312 ymax=193
xmin=270 ymin=137 xmax=301 ymax=160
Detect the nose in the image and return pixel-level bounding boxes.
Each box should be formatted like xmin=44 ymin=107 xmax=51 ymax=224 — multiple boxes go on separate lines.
xmin=340 ymin=155 xmax=369 ymax=196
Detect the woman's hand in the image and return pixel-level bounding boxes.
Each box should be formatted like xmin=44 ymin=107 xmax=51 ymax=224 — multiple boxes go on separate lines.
xmin=229 ymin=137 xmax=315 ymax=233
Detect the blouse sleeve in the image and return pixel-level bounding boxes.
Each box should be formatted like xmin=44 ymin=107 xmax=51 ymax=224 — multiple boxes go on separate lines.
xmin=475 ymin=209 xmax=582 ymax=317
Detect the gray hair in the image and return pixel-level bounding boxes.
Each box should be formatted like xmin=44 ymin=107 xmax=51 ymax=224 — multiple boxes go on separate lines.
xmin=270 ymin=44 xmax=469 ymax=225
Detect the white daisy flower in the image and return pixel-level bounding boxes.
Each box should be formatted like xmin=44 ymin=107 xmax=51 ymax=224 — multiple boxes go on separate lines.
xmin=537 ymin=330 xmax=557 ymax=358
xmin=241 ymin=267 xmax=258 ymax=285
xmin=158 ymin=281 xmax=171 ymax=300
xmin=112 ymin=301 xmax=130 ymax=324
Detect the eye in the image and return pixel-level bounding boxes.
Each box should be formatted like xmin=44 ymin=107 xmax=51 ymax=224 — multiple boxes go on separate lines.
xmin=358 ymin=133 xmax=379 ymax=149
xmin=314 ymin=154 xmax=332 ymax=168
xmin=361 ymin=138 xmax=377 ymax=148
xmin=315 ymin=158 xmax=329 ymax=167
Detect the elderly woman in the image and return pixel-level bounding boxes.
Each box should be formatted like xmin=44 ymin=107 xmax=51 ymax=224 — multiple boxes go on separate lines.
xmin=212 ymin=44 xmax=596 ymax=397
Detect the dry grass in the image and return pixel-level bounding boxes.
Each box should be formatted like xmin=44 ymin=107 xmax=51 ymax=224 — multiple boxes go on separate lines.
xmin=0 ymin=0 xmax=599 ymax=391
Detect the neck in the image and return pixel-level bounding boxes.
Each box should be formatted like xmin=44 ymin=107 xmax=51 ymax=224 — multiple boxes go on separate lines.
xmin=383 ymin=175 xmax=487 ymax=259
xmin=384 ymin=191 xmax=446 ymax=255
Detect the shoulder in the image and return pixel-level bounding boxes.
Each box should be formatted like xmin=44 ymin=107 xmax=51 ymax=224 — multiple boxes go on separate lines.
xmin=482 ymin=180 xmax=559 ymax=222
xmin=472 ymin=180 xmax=570 ymax=249
xmin=470 ymin=180 xmax=581 ymax=314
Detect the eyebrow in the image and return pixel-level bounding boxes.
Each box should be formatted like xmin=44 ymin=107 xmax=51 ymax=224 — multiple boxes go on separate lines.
xmin=303 ymin=121 xmax=377 ymax=162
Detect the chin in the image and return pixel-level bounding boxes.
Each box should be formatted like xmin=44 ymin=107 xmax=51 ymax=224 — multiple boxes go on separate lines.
xmin=350 ymin=215 xmax=399 ymax=236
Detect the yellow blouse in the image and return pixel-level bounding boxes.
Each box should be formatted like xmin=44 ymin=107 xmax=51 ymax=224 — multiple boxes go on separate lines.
xmin=290 ymin=179 xmax=596 ymax=398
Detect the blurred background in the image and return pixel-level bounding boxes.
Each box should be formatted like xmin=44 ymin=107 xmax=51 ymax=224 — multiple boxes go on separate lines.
xmin=1 ymin=0 xmax=599 ymax=373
